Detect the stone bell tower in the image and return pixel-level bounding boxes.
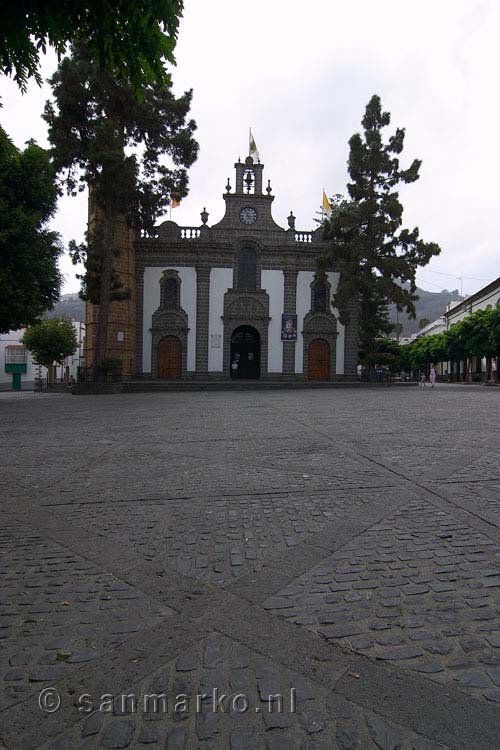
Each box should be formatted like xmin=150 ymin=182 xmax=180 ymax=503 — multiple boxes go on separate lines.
xmin=84 ymin=194 xmax=137 ymax=377
xmin=212 ymin=155 xmax=282 ymax=232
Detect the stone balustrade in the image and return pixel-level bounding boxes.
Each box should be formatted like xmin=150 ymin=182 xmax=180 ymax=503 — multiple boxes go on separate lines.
xmin=294 ymin=231 xmax=312 ymax=243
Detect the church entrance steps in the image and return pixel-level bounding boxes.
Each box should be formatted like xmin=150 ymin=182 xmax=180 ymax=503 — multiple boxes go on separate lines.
xmin=72 ymin=379 xmax=417 ymax=394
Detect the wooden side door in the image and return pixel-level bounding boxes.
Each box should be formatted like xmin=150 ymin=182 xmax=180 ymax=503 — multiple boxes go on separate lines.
xmin=308 ymin=338 xmax=330 ymax=381
xmin=157 ymin=336 xmax=181 ymax=379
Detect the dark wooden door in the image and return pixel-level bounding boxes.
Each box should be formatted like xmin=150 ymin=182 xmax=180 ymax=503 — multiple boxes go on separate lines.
xmin=308 ymin=338 xmax=330 ymax=380
xmin=230 ymin=326 xmax=260 ymax=379
xmin=157 ymin=336 xmax=181 ymax=379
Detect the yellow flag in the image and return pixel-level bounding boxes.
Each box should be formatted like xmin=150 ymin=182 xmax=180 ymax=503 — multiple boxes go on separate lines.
xmin=322 ymin=190 xmax=332 ymax=218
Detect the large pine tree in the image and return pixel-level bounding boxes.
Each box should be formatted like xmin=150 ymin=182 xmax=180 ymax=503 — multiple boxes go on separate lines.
xmin=322 ymin=95 xmax=441 ymax=356
xmin=1 ymin=0 xmax=184 ymax=93
xmin=43 ymin=44 xmax=198 ymax=368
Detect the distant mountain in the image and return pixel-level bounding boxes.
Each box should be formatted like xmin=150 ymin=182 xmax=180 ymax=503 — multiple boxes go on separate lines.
xmin=388 ymin=287 xmax=464 ymax=335
xmin=44 ymin=293 xmax=85 ymax=322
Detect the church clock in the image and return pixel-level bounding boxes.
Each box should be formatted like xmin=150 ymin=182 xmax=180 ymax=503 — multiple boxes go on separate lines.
xmin=239 ymin=207 xmax=257 ymax=225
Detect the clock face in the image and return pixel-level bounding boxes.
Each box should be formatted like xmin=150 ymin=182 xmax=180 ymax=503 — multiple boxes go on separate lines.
xmin=240 ymin=207 xmax=257 ymax=225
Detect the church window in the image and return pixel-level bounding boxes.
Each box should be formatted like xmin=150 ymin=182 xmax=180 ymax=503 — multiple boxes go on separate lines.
xmin=160 ymin=272 xmax=180 ymax=309
xmin=164 ymin=278 xmax=177 ymax=308
xmin=238 ymin=248 xmax=257 ymax=290
xmin=313 ymin=280 xmax=328 ymax=312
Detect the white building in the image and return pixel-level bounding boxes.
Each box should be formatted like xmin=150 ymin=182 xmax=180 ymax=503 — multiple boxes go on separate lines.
xmin=444 ymin=277 xmax=500 ymax=381
xmin=0 ymin=320 xmax=85 ymax=391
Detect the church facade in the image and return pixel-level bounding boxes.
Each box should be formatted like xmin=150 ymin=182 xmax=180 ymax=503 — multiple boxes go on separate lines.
xmin=84 ymin=155 xmax=359 ymax=381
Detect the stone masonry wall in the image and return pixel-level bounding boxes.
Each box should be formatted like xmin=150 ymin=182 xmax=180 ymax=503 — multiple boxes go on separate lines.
xmin=84 ymin=209 xmax=137 ymax=377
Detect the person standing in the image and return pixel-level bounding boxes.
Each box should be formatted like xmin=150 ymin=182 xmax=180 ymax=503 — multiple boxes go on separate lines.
xmin=419 ymin=370 xmax=426 ymax=387
xmin=429 ymin=365 xmax=437 ymax=388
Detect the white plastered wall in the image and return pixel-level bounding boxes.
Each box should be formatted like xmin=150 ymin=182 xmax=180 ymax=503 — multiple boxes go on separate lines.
xmin=261 ymin=270 xmax=284 ymax=373
xmin=208 ymin=268 xmax=233 ymax=372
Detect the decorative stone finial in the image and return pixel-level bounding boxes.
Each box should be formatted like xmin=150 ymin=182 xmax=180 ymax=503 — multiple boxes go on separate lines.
xmin=266 ymin=179 xmax=272 ymax=195
xmin=287 ymin=211 xmax=296 ymax=230
xmin=200 ymin=207 xmax=209 ymax=225
xmin=225 ymin=178 xmax=231 ymax=193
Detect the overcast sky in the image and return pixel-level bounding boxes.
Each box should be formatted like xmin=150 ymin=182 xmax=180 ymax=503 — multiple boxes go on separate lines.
xmin=1 ymin=0 xmax=499 ymax=298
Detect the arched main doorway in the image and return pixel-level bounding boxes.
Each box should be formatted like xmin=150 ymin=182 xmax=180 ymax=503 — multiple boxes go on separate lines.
xmin=230 ymin=326 xmax=260 ymax=379
xmin=308 ymin=338 xmax=330 ymax=381
xmin=157 ymin=335 xmax=181 ymax=379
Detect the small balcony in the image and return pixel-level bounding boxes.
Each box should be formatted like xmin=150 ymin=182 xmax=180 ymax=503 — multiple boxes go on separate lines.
xmin=5 ymin=345 xmax=27 ymax=373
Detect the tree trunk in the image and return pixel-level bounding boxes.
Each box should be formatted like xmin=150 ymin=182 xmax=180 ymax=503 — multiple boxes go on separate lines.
xmin=94 ymin=211 xmax=118 ymax=369
xmin=486 ymin=356 xmax=492 ymax=383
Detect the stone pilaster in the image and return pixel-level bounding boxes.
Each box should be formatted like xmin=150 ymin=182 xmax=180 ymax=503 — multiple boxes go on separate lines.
xmin=282 ymin=269 xmax=298 ymax=375
xmin=343 ymin=297 xmax=359 ymax=379
xmin=195 ymin=265 xmax=211 ymax=376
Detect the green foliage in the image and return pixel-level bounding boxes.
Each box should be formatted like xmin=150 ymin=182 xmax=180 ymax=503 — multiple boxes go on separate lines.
xmin=489 ymin=307 xmax=500 ymax=356
xmin=408 ymin=333 xmax=446 ymax=371
xmin=418 ymin=317 xmax=431 ymax=330
xmin=43 ymin=43 xmax=198 ymax=365
xmin=362 ymin=337 xmax=404 ymax=372
xmin=405 ymin=307 xmax=500 ymax=372
xmin=0 ymin=0 xmax=183 ymax=93
xmin=364 ymin=351 xmax=398 ymax=370
xmin=22 ymin=317 xmax=77 ymax=368
xmin=0 ymin=127 xmax=62 ymax=333
xmin=321 ymin=95 xmax=441 ymax=355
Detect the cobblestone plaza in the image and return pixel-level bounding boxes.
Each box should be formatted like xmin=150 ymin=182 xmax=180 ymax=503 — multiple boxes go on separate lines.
xmin=1 ymin=385 xmax=500 ymax=749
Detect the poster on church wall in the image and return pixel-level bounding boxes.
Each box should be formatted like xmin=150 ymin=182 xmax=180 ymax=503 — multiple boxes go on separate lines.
xmin=210 ymin=334 xmax=222 ymax=348
xmin=281 ymin=314 xmax=297 ymax=341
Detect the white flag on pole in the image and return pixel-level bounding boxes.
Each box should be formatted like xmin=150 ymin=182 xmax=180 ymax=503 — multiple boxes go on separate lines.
xmin=249 ymin=128 xmax=260 ymax=162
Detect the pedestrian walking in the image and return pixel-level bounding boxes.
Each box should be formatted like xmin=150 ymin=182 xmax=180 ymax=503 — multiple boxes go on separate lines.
xmin=419 ymin=370 xmax=426 ymax=387
xmin=429 ymin=366 xmax=437 ymax=388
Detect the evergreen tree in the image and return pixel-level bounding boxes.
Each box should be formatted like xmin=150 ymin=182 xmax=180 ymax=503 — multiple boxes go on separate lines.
xmin=321 ymin=95 xmax=441 ymax=355
xmin=0 ymin=128 xmax=62 ymax=333
xmin=43 ymin=44 xmax=198 ymax=368
xmin=1 ymin=0 xmax=184 ymax=93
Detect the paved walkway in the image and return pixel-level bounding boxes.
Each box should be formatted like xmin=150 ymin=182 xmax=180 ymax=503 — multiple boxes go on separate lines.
xmin=1 ymin=385 xmax=500 ymax=749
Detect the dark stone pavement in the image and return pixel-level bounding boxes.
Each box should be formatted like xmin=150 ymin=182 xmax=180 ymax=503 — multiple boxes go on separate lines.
xmin=1 ymin=384 xmax=500 ymax=749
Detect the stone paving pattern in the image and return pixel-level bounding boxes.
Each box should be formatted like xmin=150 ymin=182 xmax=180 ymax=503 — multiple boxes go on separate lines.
xmin=1 ymin=385 xmax=500 ymax=749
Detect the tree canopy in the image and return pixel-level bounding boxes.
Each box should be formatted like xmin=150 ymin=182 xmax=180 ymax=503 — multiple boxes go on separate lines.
xmin=43 ymin=43 xmax=198 ymax=367
xmin=0 ymin=0 xmax=183 ymax=93
xmin=321 ymin=95 xmax=441 ymax=356
xmin=22 ymin=317 xmax=77 ymax=368
xmin=0 ymin=127 xmax=62 ymax=333
xmin=398 ymin=306 xmax=500 ymax=378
